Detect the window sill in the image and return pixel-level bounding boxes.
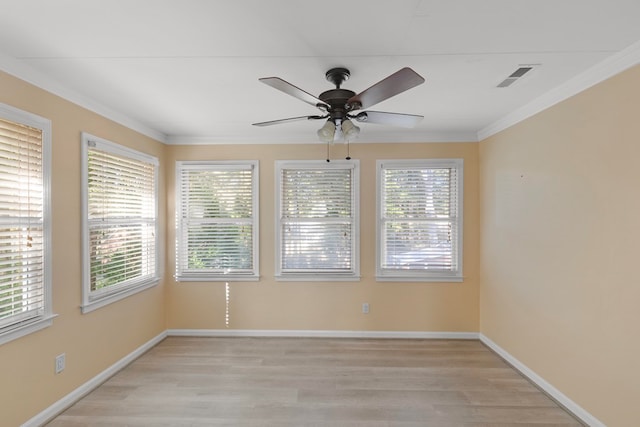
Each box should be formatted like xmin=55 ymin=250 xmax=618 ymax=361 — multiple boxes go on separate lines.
xmin=276 ymin=274 xmax=361 ymax=282
xmin=376 ymin=275 xmax=463 ymax=283
xmin=81 ymin=278 xmax=160 ymax=314
xmin=0 ymin=314 xmax=57 ymax=346
xmin=176 ymin=274 xmax=260 ymax=282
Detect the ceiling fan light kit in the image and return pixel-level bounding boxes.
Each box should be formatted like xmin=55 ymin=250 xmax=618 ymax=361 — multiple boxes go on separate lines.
xmin=253 ymin=66 xmax=425 ymax=149
xmin=341 ymin=118 xmax=360 ymax=140
xmin=316 ymin=120 xmax=336 ymax=143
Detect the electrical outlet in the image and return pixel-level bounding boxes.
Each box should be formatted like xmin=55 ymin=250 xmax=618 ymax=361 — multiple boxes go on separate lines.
xmin=55 ymin=353 xmax=65 ymax=374
xmin=362 ymin=303 xmax=369 ymax=314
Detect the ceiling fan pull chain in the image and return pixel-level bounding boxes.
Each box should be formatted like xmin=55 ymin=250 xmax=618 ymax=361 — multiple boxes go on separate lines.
xmin=346 ymin=140 xmax=351 ymax=160
xmin=326 ymin=140 xmax=331 ymax=162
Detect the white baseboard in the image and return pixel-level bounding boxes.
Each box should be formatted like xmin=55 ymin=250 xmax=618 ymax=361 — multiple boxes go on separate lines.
xmin=479 ymin=333 xmax=604 ymax=427
xmin=22 ymin=328 xmax=476 ymax=425
xmin=30 ymin=330 xmax=601 ymax=427
xmin=22 ymin=330 xmax=168 ymax=427
xmin=167 ymin=328 xmax=479 ymax=340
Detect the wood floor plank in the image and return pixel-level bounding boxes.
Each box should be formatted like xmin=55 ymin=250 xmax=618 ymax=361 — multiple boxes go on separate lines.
xmin=47 ymin=337 xmax=584 ymax=426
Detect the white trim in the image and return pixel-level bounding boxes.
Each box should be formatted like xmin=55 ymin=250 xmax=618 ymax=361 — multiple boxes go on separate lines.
xmin=175 ymin=160 xmax=260 ymax=281
xmin=479 ymin=334 xmax=605 ymax=427
xmin=80 ymin=133 xmax=161 ymax=312
xmin=478 ymin=40 xmax=640 ymax=141
xmin=0 ymin=102 xmax=54 ymax=345
xmin=275 ymin=160 xmax=360 ymax=280
xmin=83 ymin=133 xmax=160 ymax=166
xmin=16 ymin=329 xmax=606 ymax=426
xmin=176 ymin=275 xmax=260 ymax=282
xmin=20 ymin=329 xmax=476 ymax=425
xmin=376 ymin=158 xmax=464 ymax=282
xmin=1 ymin=49 xmax=471 ymax=145
xmin=165 ymin=132 xmax=479 ymax=145
xmin=275 ymin=275 xmax=362 ymax=282
xmin=375 ymin=276 xmax=464 ymax=283
xmin=0 ymin=315 xmax=57 ymax=346
xmin=3 ymin=37 xmax=638 ymax=147
xmin=0 ymin=52 xmax=166 ymax=143
xmin=21 ymin=331 xmax=167 ymax=427
xmin=167 ymin=329 xmax=479 ymax=340
xmin=80 ymin=279 xmax=160 ymax=314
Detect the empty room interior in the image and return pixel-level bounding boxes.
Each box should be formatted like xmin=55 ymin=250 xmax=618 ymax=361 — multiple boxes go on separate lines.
xmin=1 ymin=1 xmax=639 ymax=426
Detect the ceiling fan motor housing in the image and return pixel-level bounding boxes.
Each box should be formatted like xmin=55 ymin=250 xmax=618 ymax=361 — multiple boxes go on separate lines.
xmin=320 ymin=67 xmax=362 ymax=122
xmin=319 ymin=88 xmax=356 ymax=122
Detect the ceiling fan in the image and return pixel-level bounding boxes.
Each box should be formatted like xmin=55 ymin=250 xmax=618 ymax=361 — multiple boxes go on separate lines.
xmin=252 ymin=67 xmax=425 ymax=143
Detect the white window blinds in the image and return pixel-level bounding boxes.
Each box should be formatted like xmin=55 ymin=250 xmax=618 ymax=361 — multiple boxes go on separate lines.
xmin=377 ymin=159 xmax=463 ymax=281
xmin=176 ymin=161 xmax=258 ymax=281
xmin=0 ymin=104 xmax=52 ymax=344
xmin=0 ymin=118 xmax=45 ymax=329
xmin=82 ymin=134 xmax=158 ymax=311
xmin=276 ymin=160 xmax=359 ymax=280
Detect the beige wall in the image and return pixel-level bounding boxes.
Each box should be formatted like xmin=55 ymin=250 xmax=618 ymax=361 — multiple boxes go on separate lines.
xmin=166 ymin=142 xmax=480 ymax=332
xmin=6 ymin=56 xmax=637 ymax=425
xmin=0 ymin=71 xmax=167 ymax=426
xmin=0 ymin=67 xmax=479 ymax=425
xmin=5 ymin=56 xmax=637 ymax=425
xmin=479 ymin=65 xmax=640 ymax=426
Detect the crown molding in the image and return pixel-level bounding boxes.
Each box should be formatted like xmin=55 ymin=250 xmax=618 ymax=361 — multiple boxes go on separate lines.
xmin=5 ymin=38 xmax=639 ymax=147
xmin=478 ymin=40 xmax=640 ymax=141
xmin=165 ymin=131 xmax=478 ymax=145
xmin=0 ymin=52 xmax=167 ymax=144
xmin=0 ymin=51 xmax=474 ymax=146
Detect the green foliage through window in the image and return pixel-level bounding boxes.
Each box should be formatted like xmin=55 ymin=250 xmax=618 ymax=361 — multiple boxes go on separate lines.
xmin=176 ymin=162 xmax=258 ymax=279
xmin=85 ymin=139 xmax=157 ymax=298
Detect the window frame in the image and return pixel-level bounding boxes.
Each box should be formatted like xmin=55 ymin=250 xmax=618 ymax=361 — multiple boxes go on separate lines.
xmin=175 ymin=160 xmax=259 ymax=282
xmin=81 ymin=132 xmax=160 ymax=313
xmin=275 ymin=159 xmax=360 ymax=281
xmin=376 ymin=158 xmax=463 ymax=282
xmin=0 ymin=102 xmax=54 ymax=345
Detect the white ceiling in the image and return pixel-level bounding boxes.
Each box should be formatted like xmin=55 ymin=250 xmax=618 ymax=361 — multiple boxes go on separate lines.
xmin=0 ymin=0 xmax=639 ymax=144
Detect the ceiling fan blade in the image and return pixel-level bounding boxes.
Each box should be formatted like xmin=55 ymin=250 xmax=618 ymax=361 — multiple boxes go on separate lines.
xmin=259 ymin=77 xmax=329 ymax=109
xmin=252 ymin=115 xmax=326 ymax=127
xmin=352 ymin=111 xmax=423 ymax=128
xmin=347 ymin=68 xmax=425 ymax=110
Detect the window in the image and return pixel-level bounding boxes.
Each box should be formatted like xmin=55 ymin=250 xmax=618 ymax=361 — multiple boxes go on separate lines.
xmin=276 ymin=160 xmax=359 ymax=280
xmin=377 ymin=159 xmax=463 ymax=282
xmin=81 ymin=133 xmax=159 ymax=313
xmin=0 ymin=103 xmax=53 ymax=345
xmin=175 ymin=161 xmax=259 ymax=281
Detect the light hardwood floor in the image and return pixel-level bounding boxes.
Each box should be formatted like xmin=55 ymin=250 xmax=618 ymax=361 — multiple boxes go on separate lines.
xmin=47 ymin=337 xmax=583 ymax=426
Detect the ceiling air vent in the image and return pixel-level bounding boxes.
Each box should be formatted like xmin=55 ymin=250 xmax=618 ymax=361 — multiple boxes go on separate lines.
xmin=497 ymin=65 xmax=538 ymax=88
